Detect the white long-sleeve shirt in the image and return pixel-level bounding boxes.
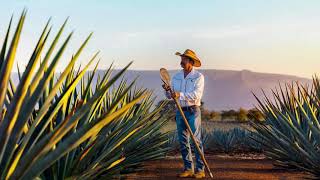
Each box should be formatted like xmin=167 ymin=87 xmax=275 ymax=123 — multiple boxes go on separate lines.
xmin=165 ymin=69 xmax=204 ymax=107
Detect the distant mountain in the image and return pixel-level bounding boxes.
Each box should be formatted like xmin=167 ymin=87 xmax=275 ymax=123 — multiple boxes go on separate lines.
xmin=104 ymin=69 xmax=311 ymax=110
xmin=10 ymin=69 xmax=311 ymax=111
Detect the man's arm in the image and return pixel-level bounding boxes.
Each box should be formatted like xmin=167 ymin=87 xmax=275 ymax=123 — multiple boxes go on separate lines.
xmin=179 ymin=75 xmax=204 ymax=101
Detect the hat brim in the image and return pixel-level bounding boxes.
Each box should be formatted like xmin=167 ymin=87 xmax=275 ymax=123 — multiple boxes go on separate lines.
xmin=175 ymin=52 xmax=201 ymax=67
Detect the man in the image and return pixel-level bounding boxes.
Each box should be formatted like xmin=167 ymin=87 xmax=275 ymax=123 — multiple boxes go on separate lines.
xmin=163 ymin=49 xmax=205 ymax=178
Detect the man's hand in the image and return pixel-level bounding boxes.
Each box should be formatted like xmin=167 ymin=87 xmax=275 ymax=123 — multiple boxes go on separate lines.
xmin=162 ymin=84 xmax=170 ymax=91
xmin=162 ymin=84 xmax=180 ymax=99
xmin=171 ymin=92 xmax=180 ymax=99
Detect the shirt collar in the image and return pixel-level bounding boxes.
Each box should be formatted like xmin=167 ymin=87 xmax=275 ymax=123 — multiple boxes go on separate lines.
xmin=178 ymin=68 xmax=195 ymax=79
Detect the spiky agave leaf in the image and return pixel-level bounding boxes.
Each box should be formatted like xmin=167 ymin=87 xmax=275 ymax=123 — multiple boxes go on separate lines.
xmin=49 ymin=78 xmax=170 ymax=179
xmin=251 ymin=78 xmax=320 ymax=178
xmin=0 ymin=11 xmax=169 ymax=180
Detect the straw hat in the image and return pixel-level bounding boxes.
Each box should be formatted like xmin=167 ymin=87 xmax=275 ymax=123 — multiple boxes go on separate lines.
xmin=175 ymin=49 xmax=201 ymax=67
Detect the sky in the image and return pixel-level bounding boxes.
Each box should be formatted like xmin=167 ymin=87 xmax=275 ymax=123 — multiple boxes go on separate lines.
xmin=1 ymin=0 xmax=320 ymax=78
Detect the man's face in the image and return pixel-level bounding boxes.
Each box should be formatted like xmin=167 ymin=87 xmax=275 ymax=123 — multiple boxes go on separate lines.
xmin=180 ymin=56 xmax=193 ymax=69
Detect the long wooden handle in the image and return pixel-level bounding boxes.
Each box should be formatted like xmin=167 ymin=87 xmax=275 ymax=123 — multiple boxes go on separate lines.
xmin=168 ymin=88 xmax=213 ymax=178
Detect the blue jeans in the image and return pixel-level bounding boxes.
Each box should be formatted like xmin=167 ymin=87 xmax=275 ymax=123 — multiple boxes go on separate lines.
xmin=176 ymin=106 xmax=204 ymax=172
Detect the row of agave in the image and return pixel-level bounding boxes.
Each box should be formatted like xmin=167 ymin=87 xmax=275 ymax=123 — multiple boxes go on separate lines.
xmin=251 ymin=78 xmax=320 ymax=178
xmin=0 ymin=11 xmax=170 ymax=179
xmin=167 ymin=128 xmax=262 ymax=154
xmin=204 ymin=128 xmax=262 ymax=153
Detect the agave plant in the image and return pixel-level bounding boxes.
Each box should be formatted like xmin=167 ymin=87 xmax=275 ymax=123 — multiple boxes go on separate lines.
xmin=251 ymin=78 xmax=320 ymax=178
xmin=0 ymin=10 xmax=169 ymax=179
xmin=204 ymin=128 xmax=261 ymax=153
xmin=167 ymin=128 xmax=261 ymax=154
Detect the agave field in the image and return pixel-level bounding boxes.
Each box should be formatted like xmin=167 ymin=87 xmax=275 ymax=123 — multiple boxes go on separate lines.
xmin=166 ymin=77 xmax=320 ymax=178
xmin=204 ymin=128 xmax=262 ymax=153
xmin=0 ymin=11 xmax=171 ymax=179
xmin=3 ymin=9 xmax=320 ymax=180
xmin=167 ymin=128 xmax=262 ymax=155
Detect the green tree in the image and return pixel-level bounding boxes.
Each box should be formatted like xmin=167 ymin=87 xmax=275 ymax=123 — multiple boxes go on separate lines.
xmin=209 ymin=111 xmax=221 ymax=121
xmin=221 ymin=110 xmax=237 ymax=120
xmin=236 ymin=108 xmax=248 ymax=122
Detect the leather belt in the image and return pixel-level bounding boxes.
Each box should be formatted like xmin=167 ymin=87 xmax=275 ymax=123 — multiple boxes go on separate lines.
xmin=181 ymin=105 xmax=197 ymax=112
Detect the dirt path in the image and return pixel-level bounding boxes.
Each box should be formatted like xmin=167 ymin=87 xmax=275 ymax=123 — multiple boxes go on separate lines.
xmin=126 ymin=154 xmax=309 ymax=180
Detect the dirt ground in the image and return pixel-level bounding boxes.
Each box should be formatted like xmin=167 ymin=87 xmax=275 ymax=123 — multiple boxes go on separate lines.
xmin=126 ymin=154 xmax=309 ymax=180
